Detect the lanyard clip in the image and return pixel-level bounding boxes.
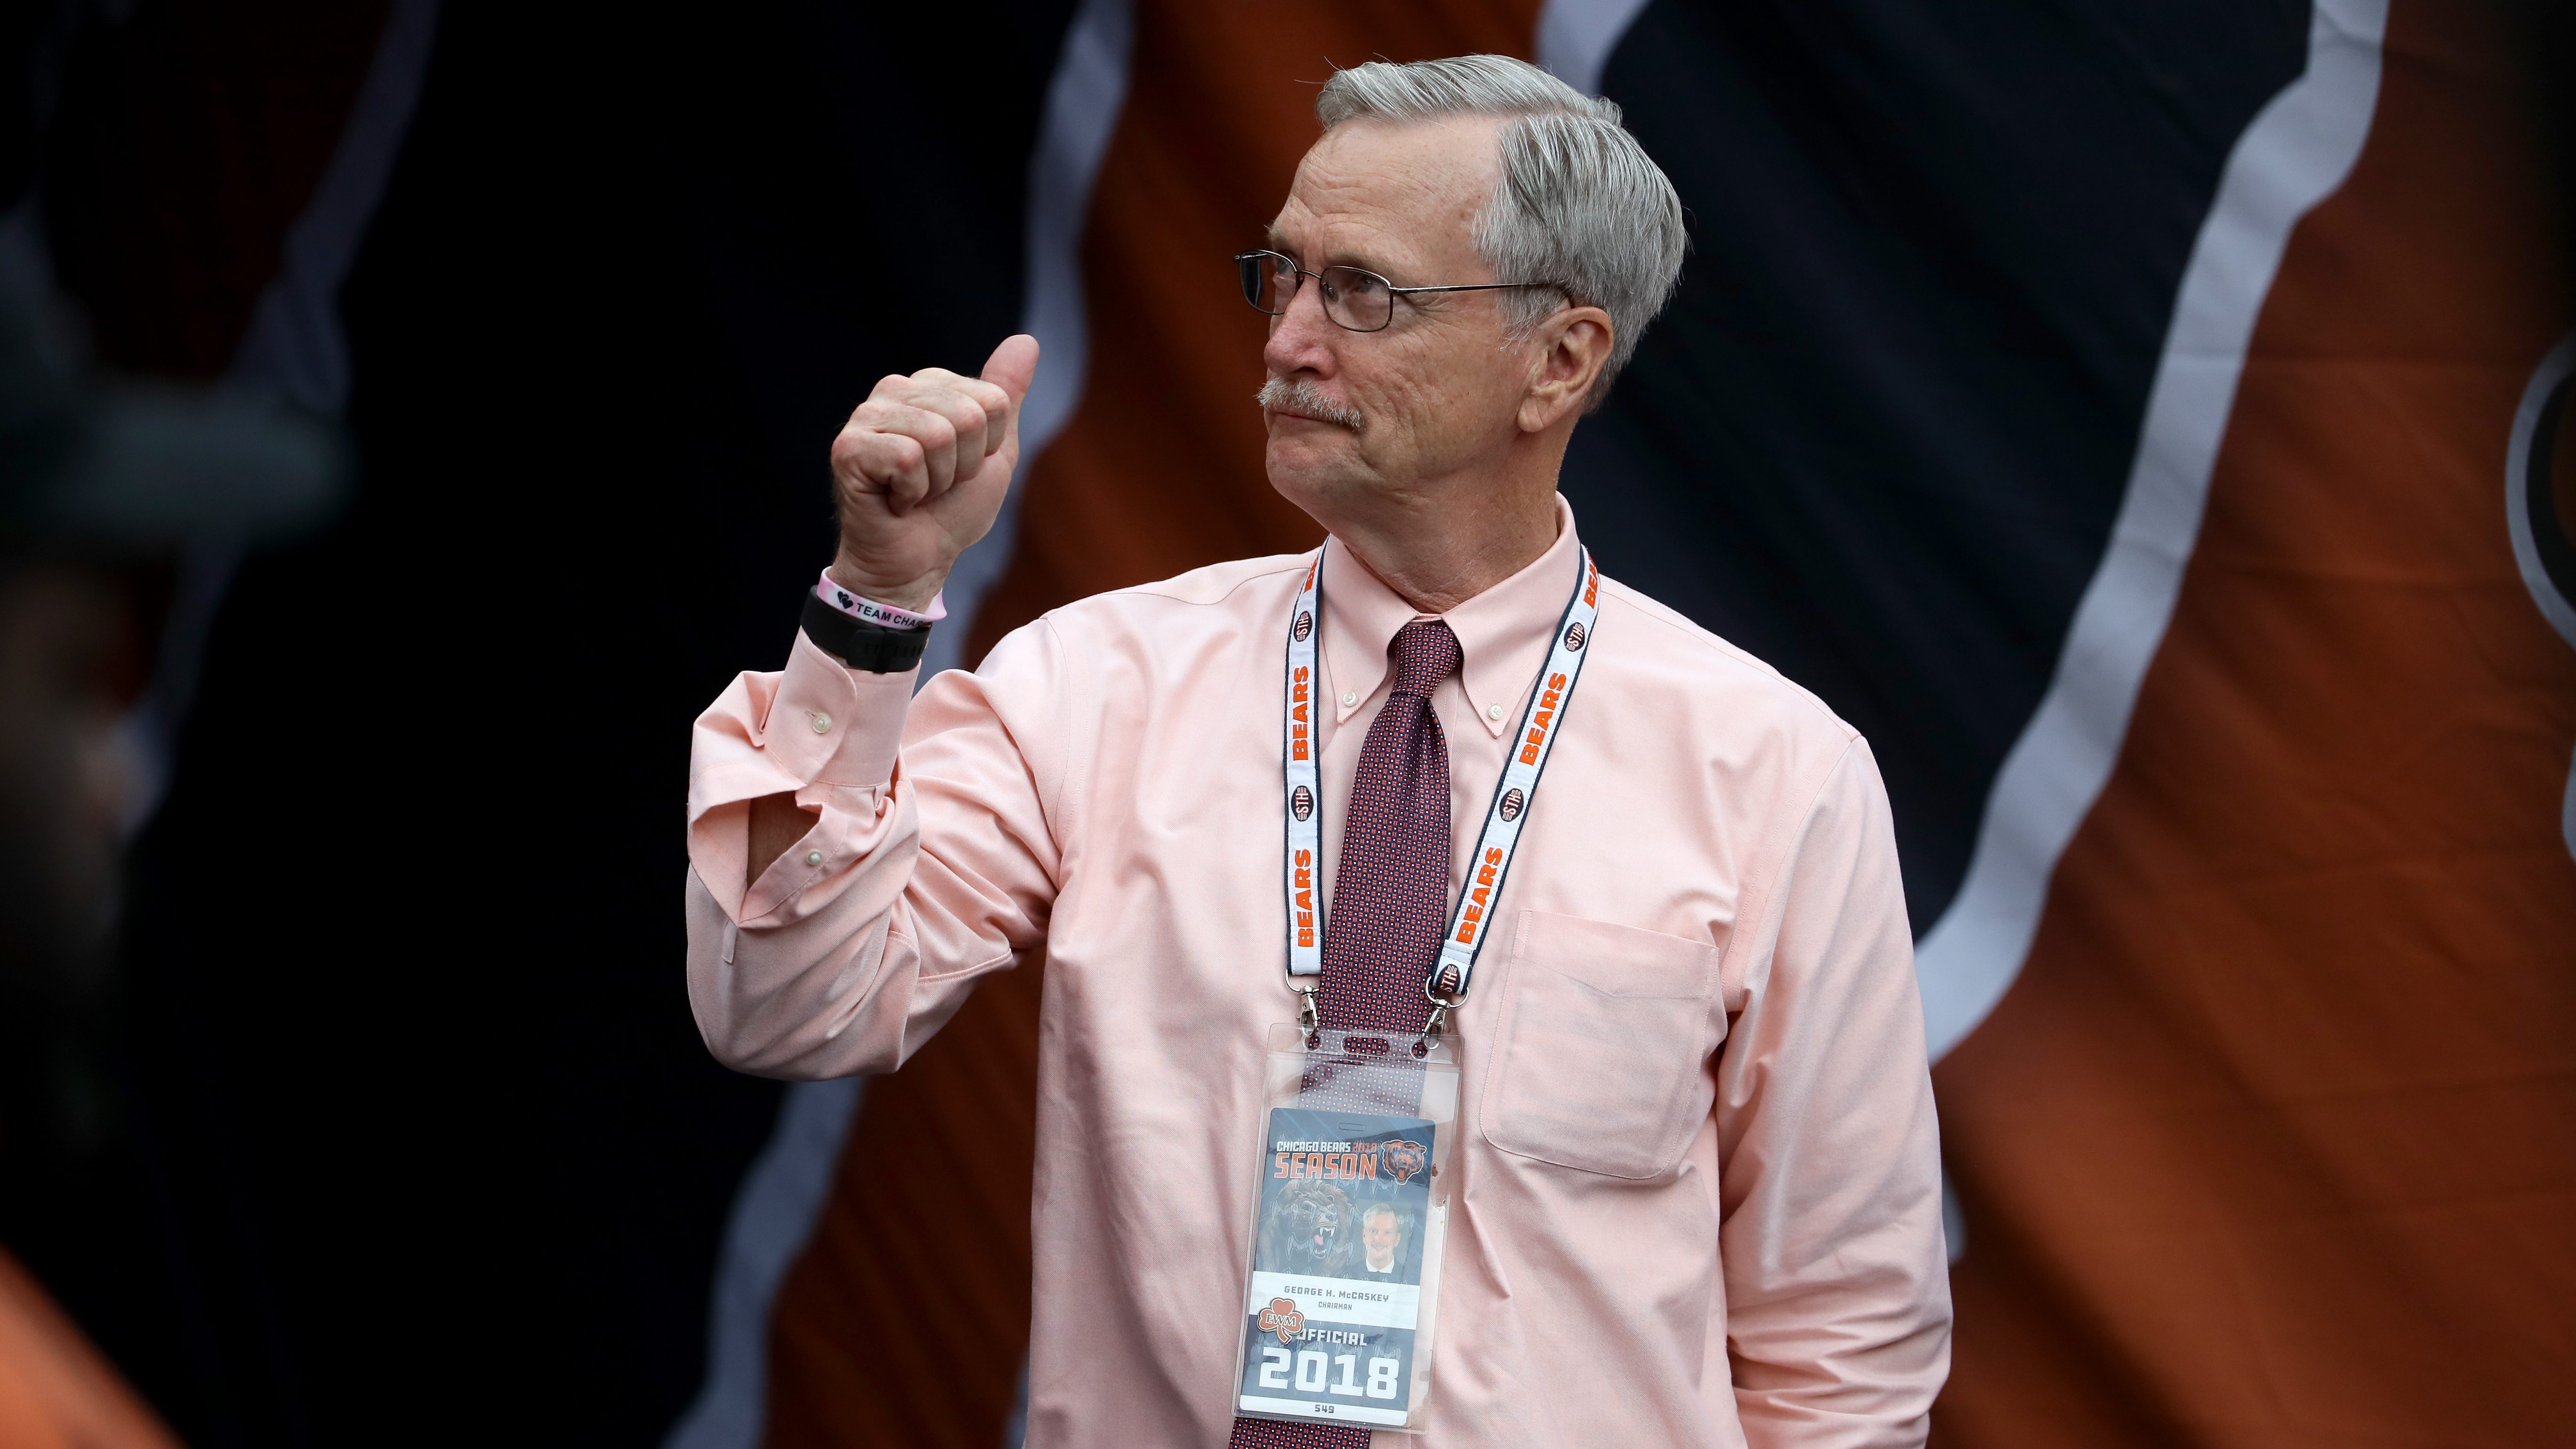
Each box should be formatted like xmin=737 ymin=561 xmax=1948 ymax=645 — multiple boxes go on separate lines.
xmin=1419 ymin=972 xmax=1466 ymax=1055
xmin=1294 ymin=982 xmax=1321 ymax=1046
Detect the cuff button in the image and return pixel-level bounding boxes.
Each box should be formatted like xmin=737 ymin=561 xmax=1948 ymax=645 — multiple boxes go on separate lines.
xmin=811 ymin=712 xmax=832 ymax=733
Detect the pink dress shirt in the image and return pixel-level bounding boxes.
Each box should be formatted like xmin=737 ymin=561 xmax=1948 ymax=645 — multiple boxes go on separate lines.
xmin=685 ymin=500 xmax=1950 ymax=1448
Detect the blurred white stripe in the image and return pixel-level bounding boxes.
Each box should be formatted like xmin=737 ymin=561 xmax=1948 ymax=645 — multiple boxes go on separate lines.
xmin=230 ymin=0 xmax=443 ymax=412
xmin=115 ymin=0 xmax=443 ymax=839
xmin=662 ymin=1077 xmax=864 ymax=1449
xmin=920 ymin=0 xmax=1137 ymax=682
xmin=1538 ymin=0 xmax=1655 ymax=99
xmin=667 ymin=5 xmax=1138 ymax=1447
xmin=2503 ymin=332 xmax=2576 ymax=863
xmin=1914 ymin=0 xmax=2391 ymax=1062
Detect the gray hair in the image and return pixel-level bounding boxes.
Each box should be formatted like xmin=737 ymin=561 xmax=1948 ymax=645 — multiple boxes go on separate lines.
xmin=1315 ymin=55 xmax=1685 ymax=407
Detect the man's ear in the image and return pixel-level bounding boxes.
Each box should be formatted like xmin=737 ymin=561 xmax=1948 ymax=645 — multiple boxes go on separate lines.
xmin=1519 ymin=305 xmax=1614 ymax=433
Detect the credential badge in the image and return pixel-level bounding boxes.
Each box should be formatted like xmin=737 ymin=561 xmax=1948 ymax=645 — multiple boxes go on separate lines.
xmin=1563 ymin=621 xmax=1586 ymax=651
xmin=1293 ymin=610 xmax=1313 ymax=642
xmin=1497 ymin=787 xmax=1524 ymax=822
xmin=1258 ymin=1297 xmax=1305 ymax=1344
xmin=1291 ymin=784 xmax=1313 ymax=821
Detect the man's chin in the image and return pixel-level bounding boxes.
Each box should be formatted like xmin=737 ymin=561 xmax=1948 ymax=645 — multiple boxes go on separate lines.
xmin=1265 ymin=437 xmax=1369 ymax=505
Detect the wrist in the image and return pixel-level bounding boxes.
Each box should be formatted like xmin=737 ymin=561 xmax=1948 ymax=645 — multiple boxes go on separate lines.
xmin=827 ymin=554 xmax=947 ymax=612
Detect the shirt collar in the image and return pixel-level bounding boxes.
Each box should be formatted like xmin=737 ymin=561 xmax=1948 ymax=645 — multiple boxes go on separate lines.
xmin=1318 ymin=494 xmax=1583 ymax=739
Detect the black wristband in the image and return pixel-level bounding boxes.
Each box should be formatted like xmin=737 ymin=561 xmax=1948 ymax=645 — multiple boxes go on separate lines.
xmin=801 ymin=589 xmax=931 ymax=673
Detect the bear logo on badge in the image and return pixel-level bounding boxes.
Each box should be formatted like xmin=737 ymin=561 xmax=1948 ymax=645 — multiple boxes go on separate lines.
xmin=1258 ymin=1297 xmax=1305 ymax=1344
xmin=1384 ymin=1140 xmax=1428 ymax=1184
xmin=1293 ymin=611 xmax=1313 ymax=642
xmin=1497 ymin=787 xmax=1524 ymax=822
xmin=1563 ymin=621 xmax=1586 ymax=651
xmin=1291 ymin=784 xmax=1313 ymax=821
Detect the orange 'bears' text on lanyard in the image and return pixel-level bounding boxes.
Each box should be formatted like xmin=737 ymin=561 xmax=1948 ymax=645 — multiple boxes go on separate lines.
xmin=1280 ymin=543 xmax=1601 ymax=1041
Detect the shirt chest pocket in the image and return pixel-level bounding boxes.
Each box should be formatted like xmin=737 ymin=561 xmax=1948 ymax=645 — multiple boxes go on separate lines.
xmin=1478 ymin=910 xmax=1724 ymax=1181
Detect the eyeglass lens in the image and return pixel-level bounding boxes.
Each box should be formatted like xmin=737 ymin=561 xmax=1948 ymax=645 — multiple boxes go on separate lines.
xmin=1237 ymin=252 xmax=1396 ymax=332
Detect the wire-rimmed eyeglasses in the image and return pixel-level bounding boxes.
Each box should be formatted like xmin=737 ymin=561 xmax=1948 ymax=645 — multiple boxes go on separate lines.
xmin=1233 ymin=250 xmax=1564 ymax=333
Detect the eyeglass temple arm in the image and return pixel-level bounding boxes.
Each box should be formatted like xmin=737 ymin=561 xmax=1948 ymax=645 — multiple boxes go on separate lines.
xmin=1383 ymin=282 xmax=1562 ymax=296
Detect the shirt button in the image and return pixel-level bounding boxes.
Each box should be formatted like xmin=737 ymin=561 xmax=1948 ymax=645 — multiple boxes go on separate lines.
xmin=811 ymin=712 xmax=832 ymax=733
xmin=1487 ymin=702 xmax=1506 ymax=721
xmin=805 ymin=850 xmax=823 ymax=866
xmin=1341 ymin=691 xmax=1359 ymax=708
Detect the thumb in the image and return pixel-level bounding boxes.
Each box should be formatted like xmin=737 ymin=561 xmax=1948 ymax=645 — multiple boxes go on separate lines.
xmin=981 ymin=333 xmax=1041 ymax=409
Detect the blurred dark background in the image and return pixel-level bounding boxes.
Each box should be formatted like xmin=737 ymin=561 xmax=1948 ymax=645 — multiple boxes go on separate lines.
xmin=1 ymin=2 xmax=2570 ymax=1447
xmin=0 ymin=1 xmax=1073 ymax=1442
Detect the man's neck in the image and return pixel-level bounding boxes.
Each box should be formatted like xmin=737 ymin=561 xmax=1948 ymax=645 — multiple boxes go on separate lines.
xmin=1328 ymin=487 xmax=1558 ymax=614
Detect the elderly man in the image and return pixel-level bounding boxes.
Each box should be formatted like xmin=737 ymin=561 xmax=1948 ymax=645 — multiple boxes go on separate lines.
xmin=687 ymin=54 xmax=1948 ymax=1448
xmin=1358 ymin=1203 xmax=1406 ymax=1278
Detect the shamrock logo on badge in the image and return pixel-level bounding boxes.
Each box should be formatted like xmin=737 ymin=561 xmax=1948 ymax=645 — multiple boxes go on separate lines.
xmin=1258 ymin=1297 xmax=1305 ymax=1344
xmin=1384 ymin=1140 xmax=1427 ymax=1184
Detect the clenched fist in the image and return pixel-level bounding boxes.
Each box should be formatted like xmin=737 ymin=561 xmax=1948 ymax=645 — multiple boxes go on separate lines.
xmin=827 ymin=334 xmax=1040 ymax=610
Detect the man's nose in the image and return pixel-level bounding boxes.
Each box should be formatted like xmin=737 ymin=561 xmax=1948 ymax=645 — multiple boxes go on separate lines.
xmin=1263 ymin=276 xmax=1339 ymax=378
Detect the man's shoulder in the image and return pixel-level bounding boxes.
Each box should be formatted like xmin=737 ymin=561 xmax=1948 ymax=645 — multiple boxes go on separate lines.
xmin=1120 ymin=551 xmax=1317 ymax=607
xmin=1040 ymin=551 xmax=1314 ymax=632
xmin=1593 ymin=574 xmax=1859 ymax=750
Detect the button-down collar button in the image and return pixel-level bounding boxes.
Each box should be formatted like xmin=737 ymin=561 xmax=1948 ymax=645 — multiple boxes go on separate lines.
xmin=805 ymin=849 xmax=823 ymax=867
xmin=811 ymin=712 xmax=832 ymax=733
xmin=1487 ymin=702 xmax=1506 ymax=721
xmin=1341 ymin=691 xmax=1359 ymax=708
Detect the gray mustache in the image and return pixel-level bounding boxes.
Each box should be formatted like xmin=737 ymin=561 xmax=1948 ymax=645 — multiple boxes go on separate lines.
xmin=1257 ymin=378 xmax=1367 ymax=433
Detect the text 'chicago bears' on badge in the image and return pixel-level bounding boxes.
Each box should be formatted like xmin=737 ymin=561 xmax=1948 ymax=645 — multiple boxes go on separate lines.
xmin=1563 ymin=621 xmax=1586 ymax=651
xmin=1497 ymin=787 xmax=1524 ymax=822
xmin=1294 ymin=610 xmax=1313 ymax=642
xmin=1259 ymin=1297 xmax=1305 ymax=1344
xmin=1292 ymin=784 xmax=1313 ymax=821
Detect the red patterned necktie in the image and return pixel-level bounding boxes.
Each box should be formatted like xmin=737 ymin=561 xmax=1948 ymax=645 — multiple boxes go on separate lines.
xmin=1231 ymin=619 xmax=1460 ymax=1449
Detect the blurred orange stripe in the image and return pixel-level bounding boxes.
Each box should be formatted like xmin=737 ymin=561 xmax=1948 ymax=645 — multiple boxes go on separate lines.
xmin=1932 ymin=2 xmax=2576 ymax=1444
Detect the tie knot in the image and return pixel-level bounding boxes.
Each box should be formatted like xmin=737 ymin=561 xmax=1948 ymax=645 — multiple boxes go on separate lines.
xmin=1386 ymin=620 xmax=1462 ymax=699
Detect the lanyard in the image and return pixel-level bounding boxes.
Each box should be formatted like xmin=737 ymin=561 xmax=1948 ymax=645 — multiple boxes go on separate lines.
xmin=1280 ymin=543 xmax=1602 ymax=1031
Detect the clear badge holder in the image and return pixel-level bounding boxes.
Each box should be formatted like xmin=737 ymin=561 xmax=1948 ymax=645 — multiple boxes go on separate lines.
xmin=1231 ymin=1023 xmax=1459 ymax=1434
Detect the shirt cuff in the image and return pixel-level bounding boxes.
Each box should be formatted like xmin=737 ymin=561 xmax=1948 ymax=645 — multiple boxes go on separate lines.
xmin=764 ymin=629 xmax=917 ymax=788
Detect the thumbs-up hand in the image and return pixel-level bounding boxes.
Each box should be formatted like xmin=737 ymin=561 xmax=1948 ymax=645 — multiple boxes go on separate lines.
xmin=827 ymin=334 xmax=1040 ymax=609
